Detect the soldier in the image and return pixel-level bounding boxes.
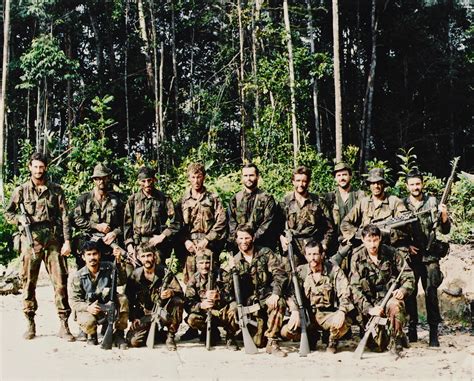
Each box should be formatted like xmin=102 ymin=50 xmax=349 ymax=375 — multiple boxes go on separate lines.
xmin=69 ymin=240 xmax=129 ymax=348
xmin=126 ymin=244 xmax=183 ymax=351
xmin=5 ymin=152 xmax=75 ymax=341
xmin=227 ymin=163 xmax=277 ymax=251
xmin=404 ymin=170 xmax=450 ymax=346
xmin=280 ymin=166 xmax=333 ymax=264
xmin=72 ymin=163 xmax=124 ymax=266
xmin=281 ymin=241 xmax=353 ymax=353
xmin=124 ymin=166 xmax=181 ymax=264
xmin=184 ymin=250 xmax=239 ymax=350
xmin=226 ymin=224 xmax=288 ymax=357
xmin=350 ymin=225 xmax=414 ymax=354
xmin=177 ymin=162 xmax=227 ymax=283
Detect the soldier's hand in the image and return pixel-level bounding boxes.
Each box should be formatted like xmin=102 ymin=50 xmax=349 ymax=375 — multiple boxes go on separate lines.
xmin=206 ymin=290 xmax=220 ymax=301
xmin=60 ymin=240 xmax=71 ymax=256
xmin=185 ymin=240 xmax=196 ymax=253
xmin=160 ymin=289 xmax=174 ymax=299
xmin=331 ymin=310 xmax=346 ymax=329
xmin=196 ymin=239 xmax=209 ymax=250
xmin=392 ymin=288 xmax=405 ymax=300
xmin=368 ymin=306 xmax=383 ymax=317
xmin=112 ymin=246 xmax=123 ymax=262
xmin=131 ymin=319 xmax=142 ymax=330
xmin=149 ymin=234 xmax=166 ymax=247
xmin=266 ymin=294 xmax=279 ymax=310
xmin=103 ymin=231 xmax=117 ymax=246
xmin=95 ymin=223 xmax=111 ymax=234
xmin=18 ymin=214 xmax=28 ymax=226
xmin=408 ymin=245 xmax=419 ymax=256
xmin=439 ymin=203 xmax=449 ymax=223
xmin=279 ymin=235 xmax=289 ymax=252
xmin=127 ymin=244 xmax=135 ymax=255
xmin=200 ymin=299 xmax=214 ymax=310
xmin=87 ymin=300 xmax=102 ymax=315
xmin=287 ymin=310 xmax=300 ymax=330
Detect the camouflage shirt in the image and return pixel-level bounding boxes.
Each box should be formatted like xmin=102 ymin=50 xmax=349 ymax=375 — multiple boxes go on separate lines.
xmin=184 ymin=270 xmax=231 ymax=313
xmin=126 ymin=265 xmax=182 ymax=321
xmin=5 ymin=179 xmax=71 ymax=241
xmin=323 ymin=188 xmax=365 ymax=236
xmin=228 ymin=188 xmax=277 ymax=247
xmin=72 ymin=190 xmax=124 ymax=238
xmin=124 ymin=189 xmax=181 ymax=246
xmin=350 ymin=244 xmax=414 ymax=315
xmin=69 ymin=262 xmax=127 ymax=313
xmin=177 ymin=187 xmax=227 ymax=242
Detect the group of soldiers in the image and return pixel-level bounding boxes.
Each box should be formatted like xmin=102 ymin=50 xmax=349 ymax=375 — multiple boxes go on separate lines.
xmin=5 ymin=152 xmax=451 ymax=357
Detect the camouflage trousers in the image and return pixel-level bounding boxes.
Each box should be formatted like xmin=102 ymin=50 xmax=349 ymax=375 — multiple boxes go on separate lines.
xmin=127 ymin=296 xmax=184 ymax=347
xmin=406 ymin=259 xmax=443 ymax=326
xmin=76 ymin=294 xmax=129 ymax=335
xmin=247 ymin=296 xmax=286 ymax=348
xmin=20 ymin=234 xmax=71 ymax=318
xmin=187 ymin=302 xmax=239 ymax=336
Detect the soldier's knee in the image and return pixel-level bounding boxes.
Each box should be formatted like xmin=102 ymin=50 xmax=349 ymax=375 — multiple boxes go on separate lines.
xmin=187 ymin=313 xmax=204 ymax=329
xmin=77 ymin=312 xmax=97 ymax=334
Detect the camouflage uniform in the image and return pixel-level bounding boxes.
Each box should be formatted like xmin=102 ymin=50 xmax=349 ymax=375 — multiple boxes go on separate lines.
xmin=223 ymin=247 xmax=287 ymax=347
xmin=280 ymin=192 xmax=334 ymax=262
xmin=5 ymin=179 xmax=72 ymax=319
xmin=350 ymin=244 xmax=414 ymax=351
xmin=69 ymin=262 xmax=129 ymax=335
xmin=124 ymin=189 xmax=181 ymax=260
xmin=228 ymin=189 xmax=278 ymax=251
xmin=185 ymin=270 xmax=238 ymax=337
xmin=177 ymin=187 xmax=227 ymax=282
xmin=404 ymin=195 xmax=450 ymax=328
xmin=126 ymin=265 xmax=183 ymax=347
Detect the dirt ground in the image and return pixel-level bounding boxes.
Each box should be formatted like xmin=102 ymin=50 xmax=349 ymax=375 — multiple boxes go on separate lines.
xmin=1 ymin=247 xmax=473 ymax=381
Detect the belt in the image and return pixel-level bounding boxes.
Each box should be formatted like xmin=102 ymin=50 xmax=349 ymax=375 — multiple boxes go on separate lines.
xmin=190 ymin=232 xmax=206 ymax=240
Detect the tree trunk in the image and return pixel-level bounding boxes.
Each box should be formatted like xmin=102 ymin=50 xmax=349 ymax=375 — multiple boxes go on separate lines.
xmin=237 ymin=0 xmax=247 ymax=162
xmin=170 ymin=0 xmax=179 ymax=138
xmin=124 ymin=0 xmax=131 ymax=156
xmin=158 ymin=41 xmax=164 ymax=164
xmin=283 ymin=0 xmax=299 ymax=167
xmin=42 ymin=79 xmax=49 ymax=155
xmin=332 ymin=0 xmax=343 ymax=162
xmin=251 ymin=0 xmax=260 ymax=131
xmin=88 ymin=5 xmax=103 ymax=77
xmin=137 ymin=0 xmax=154 ymax=89
xmin=35 ymin=87 xmax=41 ymax=151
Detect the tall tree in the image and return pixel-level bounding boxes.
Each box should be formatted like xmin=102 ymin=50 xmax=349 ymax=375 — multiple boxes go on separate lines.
xmin=332 ymin=0 xmax=343 ymax=162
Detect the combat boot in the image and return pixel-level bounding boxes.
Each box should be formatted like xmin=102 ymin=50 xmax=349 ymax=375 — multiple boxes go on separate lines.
xmin=58 ymin=317 xmax=75 ymax=342
xmin=166 ymin=333 xmax=177 ymax=351
xmin=114 ymin=330 xmax=128 ymax=350
xmin=326 ymin=338 xmax=338 ymax=354
xmin=76 ymin=330 xmax=87 ymax=342
xmin=87 ymin=333 xmax=98 ymax=345
xmin=225 ymin=335 xmax=240 ymax=351
xmin=429 ymin=324 xmax=440 ymax=347
xmin=265 ymin=339 xmax=287 ymax=358
xmin=390 ymin=337 xmax=403 ymax=356
xmin=23 ymin=313 xmax=36 ymax=340
xmin=179 ymin=327 xmax=199 ymax=341
xmin=407 ymin=324 xmax=418 ymax=343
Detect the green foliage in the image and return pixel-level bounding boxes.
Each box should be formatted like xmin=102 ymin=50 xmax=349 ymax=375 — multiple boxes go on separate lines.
xmin=448 ymin=176 xmax=474 ymax=243
xmin=0 ymin=212 xmax=16 ymax=265
xmin=396 ymin=147 xmax=419 ymax=177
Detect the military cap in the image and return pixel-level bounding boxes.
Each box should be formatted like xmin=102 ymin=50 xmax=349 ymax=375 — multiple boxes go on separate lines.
xmin=137 ymin=166 xmax=156 ymax=180
xmin=91 ymin=163 xmax=112 ymax=178
xmin=196 ymin=249 xmax=213 ymax=262
xmin=366 ymin=168 xmax=387 ymax=184
xmin=333 ymin=161 xmax=352 ymax=175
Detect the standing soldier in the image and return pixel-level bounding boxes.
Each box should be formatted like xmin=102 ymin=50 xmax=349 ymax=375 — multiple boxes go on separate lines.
xmin=124 ymin=167 xmax=181 ymax=264
xmin=350 ymin=225 xmax=414 ymax=354
xmin=404 ymin=170 xmax=450 ymax=346
xmin=226 ymin=224 xmax=288 ymax=357
xmin=126 ymin=244 xmax=184 ymax=351
xmin=69 ymin=241 xmax=129 ymax=348
xmin=5 ymin=152 xmax=75 ymax=341
xmin=177 ymin=163 xmax=227 ymax=283
xmin=72 ymin=163 xmax=124 ymax=266
xmin=280 ymin=166 xmax=333 ymax=264
xmin=228 ymin=163 xmax=277 ymax=251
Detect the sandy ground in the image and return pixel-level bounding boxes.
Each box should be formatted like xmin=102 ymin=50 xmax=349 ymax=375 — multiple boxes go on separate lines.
xmin=1 ymin=266 xmax=473 ymax=381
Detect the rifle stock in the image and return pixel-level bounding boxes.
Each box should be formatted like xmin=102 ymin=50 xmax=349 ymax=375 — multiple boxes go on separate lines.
xmin=19 ymin=204 xmax=36 ymax=260
xmin=101 ymin=262 xmax=117 ymax=350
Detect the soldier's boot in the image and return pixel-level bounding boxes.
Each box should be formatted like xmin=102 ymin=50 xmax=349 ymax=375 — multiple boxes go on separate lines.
xmin=114 ymin=330 xmax=128 ymax=350
xmin=23 ymin=313 xmax=36 ymax=340
xmin=180 ymin=327 xmax=199 ymax=341
xmin=429 ymin=324 xmax=440 ymax=347
xmin=408 ymin=323 xmax=418 ymax=343
xmin=76 ymin=330 xmax=87 ymax=342
xmin=58 ymin=317 xmax=75 ymax=342
xmin=166 ymin=333 xmax=177 ymax=351
xmin=225 ymin=334 xmax=240 ymax=351
xmin=87 ymin=333 xmax=98 ymax=345
xmin=390 ymin=337 xmax=403 ymax=355
xmin=326 ymin=338 xmax=338 ymax=354
xmin=265 ymin=339 xmax=287 ymax=358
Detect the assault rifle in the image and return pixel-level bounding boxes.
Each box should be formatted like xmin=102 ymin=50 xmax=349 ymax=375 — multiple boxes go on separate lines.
xmin=285 ymin=229 xmax=310 ymax=357
xmin=426 ymin=157 xmax=460 ymax=251
xmin=206 ymin=252 xmax=214 ymax=351
xmin=100 ymin=261 xmax=117 ymax=350
xmin=353 ymin=254 xmax=408 ymax=359
xmin=91 ymin=232 xmax=141 ymax=267
xmin=19 ymin=204 xmax=36 ymax=260
xmin=146 ymin=266 xmax=173 ymax=349
xmin=232 ymin=270 xmax=260 ymax=354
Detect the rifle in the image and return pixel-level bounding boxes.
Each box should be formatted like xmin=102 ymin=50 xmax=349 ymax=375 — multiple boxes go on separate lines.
xmin=91 ymin=232 xmax=141 ymax=268
xmin=205 ymin=252 xmax=214 ymax=351
xmin=426 ymin=157 xmax=460 ymax=251
xmin=100 ymin=261 xmax=117 ymax=350
xmin=353 ymin=254 xmax=408 ymax=359
xmin=146 ymin=266 xmax=173 ymax=349
xmin=232 ymin=270 xmax=260 ymax=354
xmin=19 ymin=204 xmax=36 ymax=260
xmin=285 ymin=229 xmax=310 ymax=357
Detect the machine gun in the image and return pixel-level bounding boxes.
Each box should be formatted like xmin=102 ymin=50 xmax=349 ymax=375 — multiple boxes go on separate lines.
xmin=91 ymin=232 xmax=141 ymax=267
xmin=232 ymin=270 xmax=260 ymax=354
xmin=100 ymin=261 xmax=117 ymax=350
xmin=285 ymin=229 xmax=310 ymax=357
xmin=426 ymin=156 xmax=460 ymax=251
xmin=19 ymin=203 xmax=36 ymax=260
xmin=353 ymin=254 xmax=408 ymax=359
xmin=146 ymin=266 xmax=173 ymax=349
xmin=205 ymin=252 xmax=214 ymax=351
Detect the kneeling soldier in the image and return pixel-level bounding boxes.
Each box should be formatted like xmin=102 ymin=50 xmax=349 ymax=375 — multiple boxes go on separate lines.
xmin=126 ymin=245 xmax=183 ymax=351
xmin=69 ymin=241 xmax=129 ymax=348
